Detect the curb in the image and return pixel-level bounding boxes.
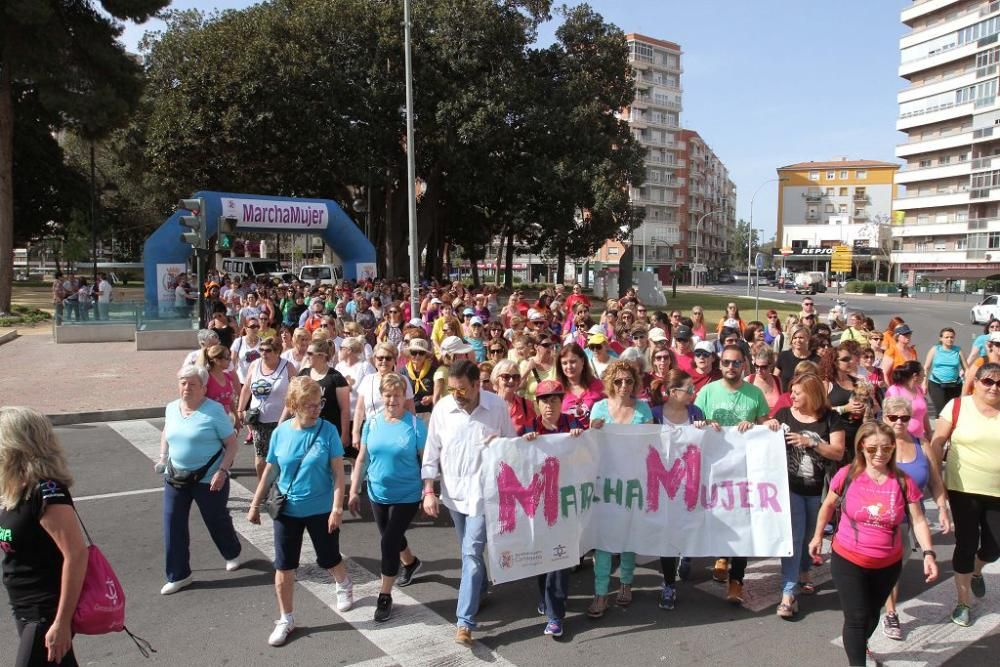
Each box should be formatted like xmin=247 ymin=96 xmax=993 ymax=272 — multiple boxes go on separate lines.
xmin=47 ymin=407 xmax=164 ymax=427
xmin=0 ymin=329 xmax=18 ymax=346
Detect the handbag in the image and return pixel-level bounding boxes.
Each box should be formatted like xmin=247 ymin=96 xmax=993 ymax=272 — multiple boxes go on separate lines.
xmin=165 ymin=449 xmax=223 ymax=490
xmin=72 ymin=508 xmax=155 ymax=657
xmin=263 ymin=421 xmax=326 ymax=519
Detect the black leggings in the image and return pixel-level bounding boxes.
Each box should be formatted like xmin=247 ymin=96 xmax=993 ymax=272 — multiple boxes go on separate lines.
xmin=659 ymin=557 xmax=677 ymax=585
xmin=370 ymin=500 xmax=420 ymax=577
xmin=15 ymin=616 xmax=78 ymax=667
xmin=831 ymin=552 xmax=901 ymax=667
xmin=927 ymin=381 xmax=962 ymax=415
xmin=948 ymin=489 xmax=1000 ymax=574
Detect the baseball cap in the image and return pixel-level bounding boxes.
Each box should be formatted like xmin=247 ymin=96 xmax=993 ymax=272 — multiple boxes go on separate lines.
xmin=987 ymin=332 xmax=1000 ymax=344
xmin=694 ymin=341 xmax=715 ymax=355
xmin=462 ymin=307 xmax=475 ymax=316
xmin=528 ymin=309 xmax=545 ymax=321
xmin=408 ymin=317 xmax=424 ymax=327
xmin=535 ymin=380 xmax=566 ymax=399
xmin=441 ymin=335 xmax=473 ymax=355
xmin=648 ymin=327 xmax=668 ymax=343
xmin=894 ymin=324 xmax=913 ymax=337
xmin=430 ymin=297 xmax=443 ymax=305
xmin=587 ymin=324 xmax=605 ymax=336
xmin=588 ymin=333 xmax=608 ymax=346
xmin=673 ymin=325 xmax=693 ymax=341
xmin=408 ymin=338 xmax=431 ymax=354
xmin=470 ymin=316 xmax=483 ymax=326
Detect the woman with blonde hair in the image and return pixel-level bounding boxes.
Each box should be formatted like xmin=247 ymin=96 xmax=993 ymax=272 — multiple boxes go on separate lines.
xmin=198 ymin=344 xmax=242 ymax=427
xmin=280 ymin=327 xmax=310 ymax=369
xmin=248 ymin=377 xmax=351 ymax=646
xmin=237 ymin=335 xmax=295 ymax=479
xmin=0 ymin=407 xmax=87 ymax=666
xmin=351 ymin=343 xmax=415 ymax=451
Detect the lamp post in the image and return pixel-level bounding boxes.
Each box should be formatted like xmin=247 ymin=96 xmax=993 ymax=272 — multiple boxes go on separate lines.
xmin=747 ymin=177 xmax=785 ymax=296
xmin=403 ymin=0 xmax=420 ymax=317
xmin=691 ymin=209 xmax=721 ymax=288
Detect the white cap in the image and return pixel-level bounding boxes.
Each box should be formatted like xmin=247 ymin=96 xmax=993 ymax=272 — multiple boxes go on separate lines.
xmin=408 ymin=317 xmax=424 ymax=327
xmin=430 ymin=298 xmax=443 ymax=305
xmin=441 ymin=335 xmax=473 ymax=355
xmin=648 ymin=327 xmax=668 ymax=343
xmin=694 ymin=341 xmax=716 ymax=354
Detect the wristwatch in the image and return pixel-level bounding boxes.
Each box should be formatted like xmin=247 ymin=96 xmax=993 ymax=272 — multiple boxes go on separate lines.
xmin=922 ymin=549 xmax=937 ymax=560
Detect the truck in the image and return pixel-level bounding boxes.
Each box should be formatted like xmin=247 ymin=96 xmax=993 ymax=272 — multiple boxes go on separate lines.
xmin=220 ymin=257 xmax=285 ymax=281
xmin=298 ymin=263 xmax=344 ymax=286
xmin=794 ymin=271 xmax=827 ymax=295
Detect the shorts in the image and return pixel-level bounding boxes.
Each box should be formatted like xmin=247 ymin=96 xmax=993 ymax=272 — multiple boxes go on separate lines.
xmin=273 ymin=512 xmax=343 ymax=571
xmin=251 ymin=421 xmax=278 ymax=458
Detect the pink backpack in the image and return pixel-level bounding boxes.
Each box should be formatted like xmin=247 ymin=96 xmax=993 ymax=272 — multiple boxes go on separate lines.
xmin=73 ymin=510 xmax=154 ymax=656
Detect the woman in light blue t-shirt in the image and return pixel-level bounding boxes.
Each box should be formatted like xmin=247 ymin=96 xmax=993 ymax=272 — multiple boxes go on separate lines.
xmin=349 ymin=373 xmax=427 ymax=623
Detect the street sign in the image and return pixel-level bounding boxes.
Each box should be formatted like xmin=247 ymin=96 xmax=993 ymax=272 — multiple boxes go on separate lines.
xmin=831 ymin=244 xmax=853 ymax=272
xmin=755 ymin=253 xmax=765 ymax=271
xmin=692 ymin=263 xmax=706 ymax=272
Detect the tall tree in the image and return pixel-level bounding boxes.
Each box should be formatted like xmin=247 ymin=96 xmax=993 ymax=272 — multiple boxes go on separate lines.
xmin=0 ymin=0 xmax=169 ymax=312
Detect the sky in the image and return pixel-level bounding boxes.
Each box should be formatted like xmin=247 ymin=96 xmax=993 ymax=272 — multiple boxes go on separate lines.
xmin=119 ymin=0 xmax=909 ymax=239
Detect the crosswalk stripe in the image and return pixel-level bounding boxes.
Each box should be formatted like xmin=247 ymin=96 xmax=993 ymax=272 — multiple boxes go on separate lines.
xmin=107 ymin=420 xmax=516 ymax=667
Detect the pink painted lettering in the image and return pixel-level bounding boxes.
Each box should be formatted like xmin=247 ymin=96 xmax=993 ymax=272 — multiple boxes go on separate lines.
xmin=495 ymin=457 xmax=561 ymax=534
xmin=757 ymin=482 xmax=782 ymax=512
xmin=645 ymin=444 xmax=702 ymax=512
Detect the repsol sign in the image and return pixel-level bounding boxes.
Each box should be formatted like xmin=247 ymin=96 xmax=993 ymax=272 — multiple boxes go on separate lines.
xmin=799 ymin=247 xmax=833 ymax=255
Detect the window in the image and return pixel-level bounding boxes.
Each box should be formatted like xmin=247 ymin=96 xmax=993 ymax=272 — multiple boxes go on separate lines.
xmin=825 ymin=204 xmax=834 ymax=213
xmin=918 ymin=214 xmax=930 ymax=224
xmin=809 ymin=171 xmax=819 ymax=181
xmin=839 ymin=187 xmax=848 ymax=196
xmin=826 ymin=171 xmax=835 ymax=180
xmin=826 ymin=187 xmax=835 ymax=196
xmin=940 ymin=156 xmax=951 ymax=164
xmin=935 ymin=241 xmax=948 ymax=250
xmin=958 ymin=210 xmax=968 ymax=222
xmin=838 ymin=204 xmax=848 ymax=214
xmin=857 ymin=170 xmax=867 ymax=179
xmin=989 ymin=231 xmax=1000 ymax=249
xmin=892 ymin=239 xmax=902 ymax=251
xmin=608 ymin=247 xmax=619 ymax=256
xmin=840 ymin=170 xmax=849 ymax=179
xmin=676 ymin=249 xmax=684 ymax=258
xmin=918 ymin=159 xmax=932 ymax=168
xmin=936 ymin=213 xmax=949 ymax=223
xmin=957 ymin=237 xmax=969 ymax=250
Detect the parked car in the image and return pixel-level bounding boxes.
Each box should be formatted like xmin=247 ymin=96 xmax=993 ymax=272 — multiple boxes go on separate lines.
xmin=971 ymin=295 xmax=1000 ymax=324
xmin=717 ymin=273 xmax=736 ymax=284
xmin=299 ymin=263 xmax=344 ymax=286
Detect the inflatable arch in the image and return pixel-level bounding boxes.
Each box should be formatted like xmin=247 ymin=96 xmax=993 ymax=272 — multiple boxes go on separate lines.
xmin=143 ymin=191 xmax=376 ymax=313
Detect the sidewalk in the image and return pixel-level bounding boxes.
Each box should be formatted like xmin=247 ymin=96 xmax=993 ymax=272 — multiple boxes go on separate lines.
xmin=1 ymin=332 xmax=181 ymax=421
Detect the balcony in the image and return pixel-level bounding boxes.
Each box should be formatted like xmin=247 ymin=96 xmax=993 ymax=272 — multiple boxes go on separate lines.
xmin=853 ymin=192 xmax=869 ymax=202
xmin=897 ymin=101 xmax=974 ymax=132
xmin=631 ymin=96 xmax=649 ymax=109
xmin=804 ymin=192 xmax=824 ymax=202
xmin=894 ymin=190 xmax=970 ymax=209
xmin=896 ymin=129 xmax=974 ymax=158
xmin=972 ymin=156 xmax=1000 ymax=170
xmin=970 ymin=185 xmax=1000 ymax=200
xmin=896 ymin=160 xmax=972 ymax=184
xmin=899 ymin=42 xmax=977 ymax=80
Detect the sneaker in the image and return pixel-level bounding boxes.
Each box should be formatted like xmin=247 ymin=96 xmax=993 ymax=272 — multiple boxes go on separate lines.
xmin=950 ymin=603 xmax=972 ymax=627
xmin=882 ymin=612 xmax=902 ymax=640
xmin=268 ymin=619 xmax=294 ymax=646
xmin=712 ymin=558 xmax=729 ymax=583
xmin=677 ymin=557 xmax=692 ymax=581
xmin=537 ymin=600 xmax=546 ymax=615
xmin=726 ymin=580 xmax=744 ymax=605
xmin=658 ymin=584 xmax=677 ymax=610
xmin=397 ymin=557 xmax=422 ymax=587
xmin=160 ymin=575 xmax=193 ymax=595
xmin=225 ymin=555 xmax=242 ymax=572
xmin=374 ymin=593 xmax=393 ymax=623
xmin=543 ymin=619 xmax=563 ymax=638
xmin=972 ymin=574 xmax=986 ymax=598
xmin=455 ymin=626 xmax=473 ymax=646
xmin=336 ymin=577 xmax=354 ymax=612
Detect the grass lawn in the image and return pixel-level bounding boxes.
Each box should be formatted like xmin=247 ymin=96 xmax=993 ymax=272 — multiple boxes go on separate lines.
xmin=657 ymin=290 xmax=801 ymax=326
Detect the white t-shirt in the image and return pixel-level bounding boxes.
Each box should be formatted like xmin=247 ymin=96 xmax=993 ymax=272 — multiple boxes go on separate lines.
xmin=175 ymin=285 xmax=189 ymax=308
xmin=97 ymin=279 xmax=112 ymax=304
xmin=335 ymin=359 xmax=376 ymax=414
xmin=356 ymin=373 xmax=415 ymax=421
xmin=230 ymin=336 xmax=262 ymax=383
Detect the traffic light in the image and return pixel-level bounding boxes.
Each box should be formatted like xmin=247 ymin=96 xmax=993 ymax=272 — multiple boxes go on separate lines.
xmin=178 ymin=198 xmax=206 ymax=249
xmin=219 ymin=216 xmax=237 ymax=251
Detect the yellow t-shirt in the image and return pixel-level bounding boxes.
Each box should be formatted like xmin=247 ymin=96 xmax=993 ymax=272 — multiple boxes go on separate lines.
xmin=519 ymin=360 xmax=557 ymax=402
xmin=943 ymin=396 xmax=1000 ymax=497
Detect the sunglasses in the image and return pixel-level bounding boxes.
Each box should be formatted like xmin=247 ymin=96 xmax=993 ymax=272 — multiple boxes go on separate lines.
xmin=694 ymin=351 xmax=713 ymax=358
xmin=631 ymin=333 xmax=647 ymax=340
xmin=654 ymin=354 xmax=671 ymax=361
xmin=588 ymin=345 xmax=604 ymax=350
xmin=720 ymin=359 xmax=743 ymax=368
xmin=212 ymin=354 xmax=231 ymax=361
xmin=246 ymin=324 xmax=260 ymax=329
xmin=259 ymin=348 xmax=274 ymax=353
xmin=754 ymin=363 xmax=770 ymax=371
xmin=613 ymin=378 xmax=635 ymax=387
xmin=489 ymin=348 xmax=505 ymax=354
xmin=410 ymin=350 xmax=427 ymax=356
xmin=499 ymin=374 xmax=521 ymax=382
xmin=374 ymin=355 xmax=394 ymax=362
xmin=979 ymin=377 xmax=1000 ymax=387
xmin=306 ymin=350 xmax=327 ymax=356
xmin=864 ymin=445 xmax=895 ymax=455
xmin=838 ymin=357 xmax=854 ymax=363
xmin=885 ymin=414 xmax=911 ymax=423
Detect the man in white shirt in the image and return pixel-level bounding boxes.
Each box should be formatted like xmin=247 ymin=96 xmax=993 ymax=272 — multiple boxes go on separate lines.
xmin=421 ymin=360 xmax=516 ymax=647
xmin=96 ymin=272 xmax=112 ymax=320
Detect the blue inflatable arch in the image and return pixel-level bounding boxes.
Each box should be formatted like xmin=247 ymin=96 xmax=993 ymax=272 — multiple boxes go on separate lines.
xmin=143 ymin=191 xmax=376 ymax=312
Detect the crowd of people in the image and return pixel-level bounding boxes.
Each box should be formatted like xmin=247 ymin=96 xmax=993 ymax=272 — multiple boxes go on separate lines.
xmin=4 ymin=275 xmax=999 ymax=667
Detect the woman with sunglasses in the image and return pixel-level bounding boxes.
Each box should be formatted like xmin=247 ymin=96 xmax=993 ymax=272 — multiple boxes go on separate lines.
xmin=860 ymin=346 xmax=885 ymax=391
xmin=520 ymin=333 xmax=559 ymax=402
xmin=556 ymin=343 xmax=605 ymax=427
xmin=465 ymin=317 xmax=488 ymax=363
xmin=879 ymin=397 xmax=950 ymax=640
xmin=763 ymin=309 xmax=783 ymax=349
xmin=962 ymin=331 xmax=1000 ymax=396
xmin=766 ymin=374 xmax=845 ymax=619
xmin=404 ymin=338 xmax=437 ymax=419
xmin=238 ymin=336 xmax=295 ymax=479
xmin=746 ymin=348 xmax=783 ymax=417
xmin=885 ymin=361 xmax=932 ymax=443
xmin=966 ymin=319 xmax=1000 ymax=366
xmin=351 ymin=343 xmax=416 ymax=449
xmin=811 ymin=422 xmax=938 ymax=666
xmin=281 ymin=339 xmax=350 ymax=441
xmin=230 ymin=317 xmax=263 ymax=385
xmin=376 ymin=303 xmax=406 ymax=349
xmin=586 ymin=360 xmax=653 ymax=618
xmin=930 ymin=362 xmax=1000 ymax=627
xmin=485 ymin=321 xmax=505 ymax=345
xmin=199 ymin=344 xmax=242 ymax=428
xmin=492 ymin=359 xmax=536 ymax=433
xmin=586 ymin=332 xmax=614 ymax=380
xmin=691 ymin=341 xmax=722 ymax=394
xmin=820 ymin=341 xmax=868 ymax=462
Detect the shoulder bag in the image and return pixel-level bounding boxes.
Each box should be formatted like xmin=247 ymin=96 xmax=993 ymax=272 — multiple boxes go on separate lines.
xmin=263 ymin=421 xmax=326 ymax=519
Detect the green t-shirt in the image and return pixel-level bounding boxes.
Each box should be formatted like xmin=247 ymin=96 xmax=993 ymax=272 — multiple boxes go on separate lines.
xmin=694 ymin=380 xmax=769 ymax=427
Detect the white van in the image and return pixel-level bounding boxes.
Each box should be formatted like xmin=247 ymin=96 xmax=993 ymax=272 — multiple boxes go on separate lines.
xmin=794 ymin=271 xmax=827 ymax=295
xmin=299 ymin=263 xmax=344 ymax=285
xmin=220 ymin=257 xmax=285 ymax=280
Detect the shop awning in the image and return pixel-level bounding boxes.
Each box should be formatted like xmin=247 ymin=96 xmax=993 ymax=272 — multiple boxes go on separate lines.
xmin=921 ymin=268 xmax=1000 ymax=280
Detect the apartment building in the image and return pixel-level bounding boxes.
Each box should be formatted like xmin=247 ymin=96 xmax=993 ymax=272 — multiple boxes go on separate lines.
xmin=593 ymin=33 xmax=736 ymax=282
xmin=894 ymin=0 xmax=1000 ymax=281
xmin=776 ymin=160 xmax=898 ymax=279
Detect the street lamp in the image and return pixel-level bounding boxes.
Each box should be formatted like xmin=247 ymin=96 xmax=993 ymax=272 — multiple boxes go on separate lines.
xmin=691 ymin=209 xmax=721 ymax=288
xmin=747 ymin=177 xmax=786 ymax=296
xmin=403 ymin=0 xmax=420 ymax=317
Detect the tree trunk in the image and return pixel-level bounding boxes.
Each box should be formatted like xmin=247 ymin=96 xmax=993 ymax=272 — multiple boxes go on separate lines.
xmin=503 ymin=227 xmax=515 ymax=289
xmin=494 ymin=225 xmax=506 ymax=286
xmin=556 ymin=241 xmax=567 ymax=285
xmin=0 ymin=56 xmax=15 ymax=313
xmin=469 ymin=245 xmax=480 ymax=288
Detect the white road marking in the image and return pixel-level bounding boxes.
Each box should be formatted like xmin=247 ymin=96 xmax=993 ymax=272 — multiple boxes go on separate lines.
xmin=75 ymin=487 xmax=162 ymax=502
xmin=829 ymin=561 xmax=1000 ymax=667
xmin=107 ymin=420 xmax=515 ymax=667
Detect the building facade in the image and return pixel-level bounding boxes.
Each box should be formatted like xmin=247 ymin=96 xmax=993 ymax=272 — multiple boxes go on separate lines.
xmin=893 ymin=0 xmax=1000 ymax=281
xmin=776 ymin=159 xmax=898 ymax=279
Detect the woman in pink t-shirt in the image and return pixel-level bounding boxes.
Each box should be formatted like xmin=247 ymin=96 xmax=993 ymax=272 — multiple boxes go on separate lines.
xmin=199 ymin=344 xmax=241 ymax=427
xmin=885 ymin=361 xmax=932 ymax=441
xmin=556 ymin=343 xmax=604 ymax=428
xmin=809 ymin=422 xmax=938 ymax=667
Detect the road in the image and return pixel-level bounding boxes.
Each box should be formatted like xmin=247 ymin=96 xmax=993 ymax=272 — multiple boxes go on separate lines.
xmin=13 ymin=419 xmax=998 ymax=667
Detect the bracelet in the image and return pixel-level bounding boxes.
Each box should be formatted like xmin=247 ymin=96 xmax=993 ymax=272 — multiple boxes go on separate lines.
xmin=422 ymin=489 xmax=437 ymax=497
xmin=922 ymin=549 xmax=937 ymax=559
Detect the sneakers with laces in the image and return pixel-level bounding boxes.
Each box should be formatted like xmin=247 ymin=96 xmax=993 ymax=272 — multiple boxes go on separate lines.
xmin=336 ymin=577 xmax=354 ymax=612
xmin=374 ymin=593 xmax=393 ymax=623
xmin=397 ymin=557 xmax=422 ymax=587
xmin=543 ymin=619 xmax=563 ymax=637
xmin=159 ymin=575 xmax=193 ymax=595
xmin=951 ymin=603 xmax=972 ymax=627
xmin=268 ymin=619 xmax=295 ymax=646
xmin=726 ymin=579 xmax=744 ymax=605
xmin=658 ymin=584 xmax=676 ymax=610
xmin=712 ymin=558 xmax=729 ymax=583
xmin=971 ymin=574 xmax=986 ymax=598
xmin=882 ymin=612 xmax=902 ymax=640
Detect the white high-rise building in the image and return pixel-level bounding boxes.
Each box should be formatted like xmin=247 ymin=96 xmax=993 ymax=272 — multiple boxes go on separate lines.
xmin=894 ymin=0 xmax=1000 ymax=282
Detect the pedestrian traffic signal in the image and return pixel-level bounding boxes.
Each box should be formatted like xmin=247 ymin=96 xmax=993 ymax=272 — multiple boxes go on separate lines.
xmin=178 ymin=198 xmax=207 ymax=249
xmin=219 ymin=216 xmax=236 ymax=250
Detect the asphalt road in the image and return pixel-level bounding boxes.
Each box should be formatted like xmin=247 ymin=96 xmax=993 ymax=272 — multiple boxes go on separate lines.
xmin=4 ymin=420 xmax=997 ymax=667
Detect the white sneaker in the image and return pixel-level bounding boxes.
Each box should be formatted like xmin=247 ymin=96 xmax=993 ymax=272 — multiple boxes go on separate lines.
xmin=268 ymin=619 xmax=295 ymax=646
xmin=160 ymin=575 xmax=193 ymax=595
xmin=336 ymin=577 xmax=354 ymax=612
xmin=225 ymin=555 xmax=242 ymax=572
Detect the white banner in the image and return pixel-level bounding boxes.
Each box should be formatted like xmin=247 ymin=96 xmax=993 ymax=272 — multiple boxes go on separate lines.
xmin=221 ymin=197 xmax=328 ymax=230
xmin=482 ymin=424 xmax=792 ymax=584
xmin=356 ymin=262 xmax=377 ymax=282
xmin=155 ymin=263 xmax=186 ymax=317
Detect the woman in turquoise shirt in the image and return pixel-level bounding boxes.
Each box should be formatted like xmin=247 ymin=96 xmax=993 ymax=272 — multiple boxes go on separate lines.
xmin=587 ymin=360 xmax=653 ymax=618
xmin=248 ymin=376 xmax=349 ymax=648
xmin=348 ymin=373 xmax=427 ymax=623
xmin=923 ymin=327 xmax=966 ymax=413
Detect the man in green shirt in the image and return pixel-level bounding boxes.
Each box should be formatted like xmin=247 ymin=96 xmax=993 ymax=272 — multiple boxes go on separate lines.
xmin=694 ymin=344 xmax=775 ymax=605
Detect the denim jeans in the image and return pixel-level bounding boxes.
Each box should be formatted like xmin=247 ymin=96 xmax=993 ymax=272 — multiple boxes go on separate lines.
xmin=163 ymin=479 xmax=241 ymax=582
xmin=448 ymin=508 xmax=489 ymax=629
xmin=780 ymin=491 xmax=822 ymax=597
xmin=537 ymin=569 xmax=569 ymax=621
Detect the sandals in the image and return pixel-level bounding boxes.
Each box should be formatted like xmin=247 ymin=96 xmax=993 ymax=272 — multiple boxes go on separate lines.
xmin=616 ymin=584 xmax=633 ymax=607
xmin=798 ymin=581 xmax=817 ymax=595
xmin=776 ymin=598 xmax=798 ymax=619
xmin=587 ymin=595 xmax=610 ymax=618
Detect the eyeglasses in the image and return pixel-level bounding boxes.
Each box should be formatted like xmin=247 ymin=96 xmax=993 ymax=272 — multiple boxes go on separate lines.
xmin=720 ymin=359 xmax=743 ymax=368
xmin=374 ymin=355 xmax=394 ymax=362
xmin=498 ymin=373 xmax=521 ymax=383
xmin=613 ymin=377 xmax=635 ymax=387
xmin=754 ymin=364 xmax=770 ymax=371
xmin=671 ymin=385 xmax=695 ymax=395
xmin=212 ymin=354 xmax=231 ymax=361
xmin=302 ymin=399 xmax=327 ymax=411
xmin=885 ymin=414 xmax=911 ymax=423
xmin=489 ymin=348 xmax=505 ymax=355
xmin=694 ymin=351 xmax=712 ymax=358
xmin=863 ymin=445 xmax=895 ymax=455
xmin=259 ymin=348 xmax=274 ymax=353
xmin=654 ymin=354 xmax=671 ymax=361
xmin=246 ymin=324 xmax=260 ymax=329
xmin=588 ymin=345 xmax=604 ymax=351
xmin=531 ymin=321 xmax=546 ymax=326
xmin=979 ymin=377 xmax=1000 ymax=387
xmin=838 ymin=357 xmax=854 ymax=363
